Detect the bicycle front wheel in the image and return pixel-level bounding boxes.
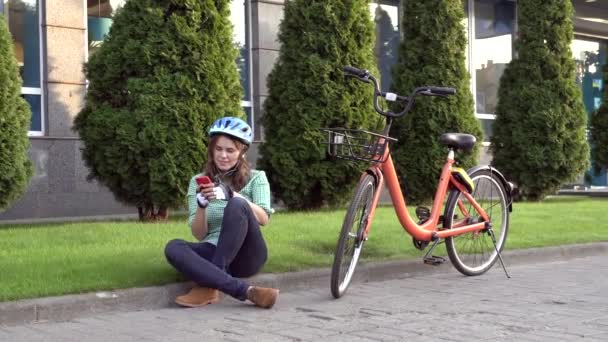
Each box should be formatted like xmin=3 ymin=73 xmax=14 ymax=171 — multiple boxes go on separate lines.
xmin=444 ymin=169 xmax=509 ymax=276
xmin=330 ymin=174 xmax=376 ymax=298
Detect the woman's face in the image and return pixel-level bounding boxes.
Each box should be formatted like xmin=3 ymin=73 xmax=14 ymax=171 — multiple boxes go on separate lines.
xmin=213 ymin=135 xmax=241 ymax=172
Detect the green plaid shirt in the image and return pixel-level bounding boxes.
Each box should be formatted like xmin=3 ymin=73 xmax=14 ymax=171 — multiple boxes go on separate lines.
xmin=187 ymin=170 xmax=274 ymax=245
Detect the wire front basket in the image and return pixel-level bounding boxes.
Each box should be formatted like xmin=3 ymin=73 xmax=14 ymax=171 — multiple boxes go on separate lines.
xmin=320 ymin=128 xmax=397 ymax=163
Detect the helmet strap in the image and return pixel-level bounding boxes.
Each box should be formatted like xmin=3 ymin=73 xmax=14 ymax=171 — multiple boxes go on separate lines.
xmin=214 ymin=160 xmax=240 ymax=181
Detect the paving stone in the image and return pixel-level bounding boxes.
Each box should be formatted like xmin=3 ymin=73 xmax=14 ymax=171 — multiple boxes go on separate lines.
xmin=2 ymin=254 xmax=608 ymax=341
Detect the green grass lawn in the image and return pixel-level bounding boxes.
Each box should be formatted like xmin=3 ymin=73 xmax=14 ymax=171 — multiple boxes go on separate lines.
xmin=0 ymin=196 xmax=606 ymax=302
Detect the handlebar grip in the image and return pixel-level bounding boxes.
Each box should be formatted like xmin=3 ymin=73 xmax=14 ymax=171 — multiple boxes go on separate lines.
xmin=343 ymin=66 xmax=369 ymax=78
xmin=427 ymin=87 xmax=456 ymax=96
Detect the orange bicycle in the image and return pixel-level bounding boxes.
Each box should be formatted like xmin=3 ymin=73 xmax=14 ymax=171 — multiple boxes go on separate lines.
xmin=323 ymin=66 xmax=514 ymax=298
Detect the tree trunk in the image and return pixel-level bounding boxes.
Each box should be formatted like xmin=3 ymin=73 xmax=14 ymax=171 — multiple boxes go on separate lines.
xmin=138 ymin=204 xmax=170 ymax=222
xmin=156 ymin=206 xmax=169 ymax=220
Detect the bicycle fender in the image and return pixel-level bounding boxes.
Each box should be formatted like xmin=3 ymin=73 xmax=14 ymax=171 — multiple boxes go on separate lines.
xmin=466 ymin=165 xmax=515 ymax=212
xmin=365 ymin=168 xmax=382 ymax=187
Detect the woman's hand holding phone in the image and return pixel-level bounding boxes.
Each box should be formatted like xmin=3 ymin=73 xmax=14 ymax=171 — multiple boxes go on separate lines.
xmin=195 ymin=175 xmax=233 ymax=204
xmin=195 ymin=176 xmax=213 ymax=208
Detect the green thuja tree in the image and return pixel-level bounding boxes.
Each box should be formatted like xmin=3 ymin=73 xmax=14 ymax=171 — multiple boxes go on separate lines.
xmin=590 ymin=63 xmax=608 ymax=174
xmin=390 ymin=0 xmax=481 ymax=205
xmin=259 ymin=0 xmax=377 ymax=209
xmin=74 ymin=0 xmax=242 ymax=220
xmin=491 ymin=0 xmax=589 ymax=200
xmin=0 ymin=16 xmax=33 ymax=211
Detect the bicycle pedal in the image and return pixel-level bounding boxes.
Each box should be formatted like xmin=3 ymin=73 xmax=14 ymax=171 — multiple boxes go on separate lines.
xmin=423 ymin=255 xmax=445 ymax=266
xmin=415 ymin=206 xmax=431 ymax=222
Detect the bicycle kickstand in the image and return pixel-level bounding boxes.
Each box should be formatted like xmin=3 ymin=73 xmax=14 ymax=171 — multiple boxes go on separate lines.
xmin=487 ymin=224 xmax=511 ymax=279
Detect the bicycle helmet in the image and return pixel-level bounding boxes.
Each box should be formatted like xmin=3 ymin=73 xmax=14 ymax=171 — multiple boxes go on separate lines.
xmin=208 ymin=117 xmax=252 ymax=145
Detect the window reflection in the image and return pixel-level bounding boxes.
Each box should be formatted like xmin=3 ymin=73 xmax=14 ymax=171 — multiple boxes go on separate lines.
xmin=572 ymin=39 xmax=607 ymax=114
xmin=23 ymin=94 xmax=40 ymax=131
xmin=3 ymin=0 xmax=41 ymax=132
xmin=473 ymin=0 xmax=515 ymax=115
xmin=87 ymin=0 xmax=124 ymax=55
xmin=87 ymin=0 xmax=123 ymax=18
xmin=480 ymin=118 xmax=494 ymax=142
xmin=4 ymin=0 xmax=39 ymax=88
xmin=231 ymin=0 xmax=251 ymax=104
xmin=83 ymin=1 xmax=252 ymax=125
xmin=370 ymin=1 xmax=399 ymax=92
xmin=572 ymin=38 xmax=608 ymax=186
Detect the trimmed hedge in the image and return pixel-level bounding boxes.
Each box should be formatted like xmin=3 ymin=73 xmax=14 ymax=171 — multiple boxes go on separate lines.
xmin=73 ymin=0 xmax=243 ymax=219
xmin=389 ymin=0 xmax=481 ymax=205
xmin=0 ymin=16 xmax=33 ymax=211
xmin=258 ymin=0 xmax=378 ymax=209
xmin=491 ymin=0 xmax=589 ymax=200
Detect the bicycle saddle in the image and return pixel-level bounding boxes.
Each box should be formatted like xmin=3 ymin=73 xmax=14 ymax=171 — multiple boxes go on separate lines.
xmin=439 ymin=133 xmax=476 ymax=152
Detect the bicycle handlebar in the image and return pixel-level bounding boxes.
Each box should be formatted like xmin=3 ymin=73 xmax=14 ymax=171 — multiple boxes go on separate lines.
xmin=424 ymin=86 xmax=456 ymax=96
xmin=343 ymin=66 xmax=369 ymax=78
xmin=343 ymin=66 xmax=456 ymax=118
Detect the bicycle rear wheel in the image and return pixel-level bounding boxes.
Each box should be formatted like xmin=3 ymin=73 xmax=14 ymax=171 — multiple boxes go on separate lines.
xmin=330 ymin=174 xmax=375 ymax=298
xmin=444 ymin=169 xmax=509 ymax=276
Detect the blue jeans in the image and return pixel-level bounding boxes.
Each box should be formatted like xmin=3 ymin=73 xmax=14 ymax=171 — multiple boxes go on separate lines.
xmin=164 ymin=197 xmax=268 ymax=301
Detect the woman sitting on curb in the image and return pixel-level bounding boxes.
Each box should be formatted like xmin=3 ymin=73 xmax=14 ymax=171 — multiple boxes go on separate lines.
xmin=165 ymin=116 xmax=279 ymax=309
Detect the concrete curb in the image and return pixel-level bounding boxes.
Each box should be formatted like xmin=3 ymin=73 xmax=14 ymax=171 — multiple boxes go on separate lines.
xmin=1 ymin=242 xmax=607 ymax=327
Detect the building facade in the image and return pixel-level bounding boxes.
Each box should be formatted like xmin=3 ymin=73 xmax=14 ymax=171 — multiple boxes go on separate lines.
xmin=1 ymin=0 xmax=607 ymax=222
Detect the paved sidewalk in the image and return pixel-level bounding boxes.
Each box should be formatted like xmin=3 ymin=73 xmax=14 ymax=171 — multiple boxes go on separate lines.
xmin=2 ymin=253 xmax=608 ymax=341
xmin=1 ymin=242 xmax=607 ymax=328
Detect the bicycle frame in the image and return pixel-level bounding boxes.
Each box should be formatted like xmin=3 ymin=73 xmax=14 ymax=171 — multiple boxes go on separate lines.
xmin=362 ymin=146 xmax=489 ymax=242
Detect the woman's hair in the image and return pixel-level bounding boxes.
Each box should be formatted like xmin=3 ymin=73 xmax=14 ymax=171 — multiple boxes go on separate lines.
xmin=204 ymin=134 xmax=251 ymax=191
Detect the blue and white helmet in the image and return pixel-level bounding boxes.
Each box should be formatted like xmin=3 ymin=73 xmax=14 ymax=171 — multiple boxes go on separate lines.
xmin=208 ymin=117 xmax=253 ymax=145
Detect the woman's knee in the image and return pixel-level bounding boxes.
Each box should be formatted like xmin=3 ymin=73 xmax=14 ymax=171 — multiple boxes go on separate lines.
xmin=224 ymin=197 xmax=249 ymax=214
xmin=164 ymin=238 xmax=187 ymax=261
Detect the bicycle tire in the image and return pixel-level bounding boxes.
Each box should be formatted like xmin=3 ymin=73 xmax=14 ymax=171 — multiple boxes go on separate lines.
xmin=330 ymin=174 xmax=375 ymax=298
xmin=444 ymin=169 xmax=509 ymax=276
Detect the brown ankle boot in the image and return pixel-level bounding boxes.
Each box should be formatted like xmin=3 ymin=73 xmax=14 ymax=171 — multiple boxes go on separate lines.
xmin=175 ymin=286 xmax=220 ymax=307
xmin=247 ymin=286 xmax=279 ymax=309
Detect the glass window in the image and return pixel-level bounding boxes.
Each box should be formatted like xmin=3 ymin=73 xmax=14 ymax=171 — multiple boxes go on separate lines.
xmin=85 ymin=1 xmax=252 ymax=130
xmin=472 ymin=0 xmax=515 ymax=141
xmin=2 ymin=0 xmax=41 ymax=133
xmin=572 ymin=37 xmax=608 ymax=186
xmin=480 ymin=118 xmax=494 ymax=142
xmin=370 ymin=1 xmax=400 ymax=92
xmin=87 ymin=0 xmax=124 ymax=56
xmin=231 ymin=0 xmax=253 ymax=127
xmin=463 ymin=0 xmax=470 ymax=73
xmin=572 ymin=38 xmax=607 ymax=114
xmin=473 ymin=0 xmax=515 ymax=116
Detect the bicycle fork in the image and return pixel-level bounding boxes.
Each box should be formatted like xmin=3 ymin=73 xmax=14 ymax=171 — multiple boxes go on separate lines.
xmin=361 ymin=167 xmax=385 ymax=240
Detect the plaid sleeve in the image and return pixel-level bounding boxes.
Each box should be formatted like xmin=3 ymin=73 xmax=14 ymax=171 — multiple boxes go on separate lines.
xmin=250 ymin=171 xmax=275 ymax=216
xmin=187 ymin=175 xmax=199 ymax=228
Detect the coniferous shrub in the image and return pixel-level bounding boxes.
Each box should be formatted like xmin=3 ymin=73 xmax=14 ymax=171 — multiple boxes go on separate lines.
xmin=258 ymin=0 xmax=378 ymax=209
xmin=389 ymin=0 xmax=481 ymax=205
xmin=590 ymin=64 xmax=608 ymax=174
xmin=74 ymin=0 xmax=242 ymax=220
xmin=491 ymin=0 xmax=589 ymax=200
xmin=0 ymin=16 xmax=33 ymax=211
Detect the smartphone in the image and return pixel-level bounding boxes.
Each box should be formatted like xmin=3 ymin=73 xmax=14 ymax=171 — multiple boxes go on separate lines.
xmin=195 ymin=176 xmax=212 ymax=186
